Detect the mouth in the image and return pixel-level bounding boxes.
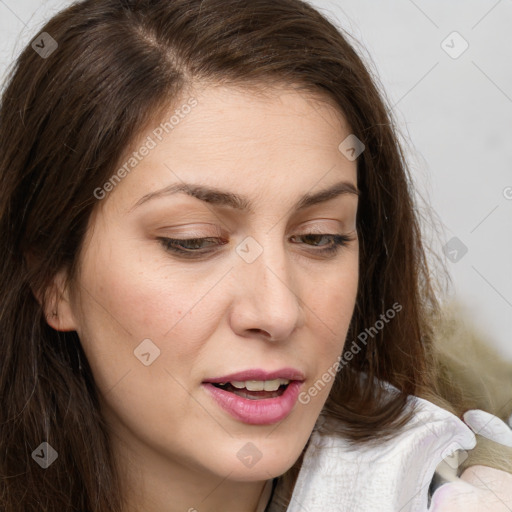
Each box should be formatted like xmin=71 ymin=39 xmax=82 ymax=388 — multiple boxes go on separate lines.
xmin=202 ymin=368 xmax=306 ymax=424
xmin=210 ymin=379 xmax=291 ymax=400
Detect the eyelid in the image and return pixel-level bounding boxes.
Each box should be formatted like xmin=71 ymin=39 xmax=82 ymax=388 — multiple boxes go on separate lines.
xmin=159 ymin=217 xmax=351 ymax=234
xmin=157 ymin=230 xmax=357 ymax=260
xmin=158 ymin=223 xmax=225 ymax=237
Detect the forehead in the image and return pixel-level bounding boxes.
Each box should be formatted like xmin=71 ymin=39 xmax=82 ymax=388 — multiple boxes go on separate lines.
xmin=172 ymin=82 xmax=351 ymax=147
xmin=96 ymin=83 xmax=358 ymax=217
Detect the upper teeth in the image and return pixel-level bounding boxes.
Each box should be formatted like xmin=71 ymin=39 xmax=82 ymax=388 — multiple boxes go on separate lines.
xmin=218 ymin=379 xmax=290 ymax=391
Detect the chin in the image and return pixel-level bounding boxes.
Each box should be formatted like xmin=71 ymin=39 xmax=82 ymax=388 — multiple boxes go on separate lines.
xmin=212 ymin=439 xmax=305 ymax=482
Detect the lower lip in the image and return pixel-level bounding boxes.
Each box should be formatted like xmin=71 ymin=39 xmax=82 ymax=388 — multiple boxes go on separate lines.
xmin=202 ymin=381 xmax=303 ymax=425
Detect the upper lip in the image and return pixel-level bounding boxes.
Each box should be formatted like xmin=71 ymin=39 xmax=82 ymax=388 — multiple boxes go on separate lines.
xmin=203 ymin=367 xmax=306 ymax=383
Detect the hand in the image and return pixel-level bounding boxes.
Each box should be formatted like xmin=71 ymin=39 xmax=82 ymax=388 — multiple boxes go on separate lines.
xmin=429 ymin=465 xmax=512 ymax=511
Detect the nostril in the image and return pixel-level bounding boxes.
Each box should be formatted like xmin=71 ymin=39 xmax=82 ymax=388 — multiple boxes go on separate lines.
xmin=248 ymin=328 xmax=269 ymax=337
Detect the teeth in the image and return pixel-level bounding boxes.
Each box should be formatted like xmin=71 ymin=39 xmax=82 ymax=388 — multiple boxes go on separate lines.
xmin=263 ymin=379 xmax=289 ymax=391
xmin=229 ymin=379 xmax=290 ymax=391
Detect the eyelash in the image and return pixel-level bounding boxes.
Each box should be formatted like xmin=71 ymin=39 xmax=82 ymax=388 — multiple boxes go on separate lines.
xmin=157 ymin=232 xmax=355 ymax=259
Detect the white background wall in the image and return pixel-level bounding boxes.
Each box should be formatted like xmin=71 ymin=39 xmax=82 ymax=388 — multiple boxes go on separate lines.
xmin=1 ymin=0 xmax=511 ymax=360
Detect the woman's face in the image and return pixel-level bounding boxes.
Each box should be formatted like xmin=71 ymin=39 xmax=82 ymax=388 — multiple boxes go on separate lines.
xmin=54 ymin=84 xmax=359 ymax=486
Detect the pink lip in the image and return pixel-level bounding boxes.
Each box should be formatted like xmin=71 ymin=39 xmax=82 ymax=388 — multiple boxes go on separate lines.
xmin=202 ymin=380 xmax=304 ymax=425
xmin=203 ymin=367 xmax=306 ymax=383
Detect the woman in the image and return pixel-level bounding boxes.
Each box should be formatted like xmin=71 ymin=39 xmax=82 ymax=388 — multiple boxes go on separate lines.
xmin=0 ymin=0 xmax=511 ymax=510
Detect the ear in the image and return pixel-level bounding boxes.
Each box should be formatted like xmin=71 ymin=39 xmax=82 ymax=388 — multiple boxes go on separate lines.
xmin=26 ymin=252 xmax=78 ymax=332
xmin=43 ymin=268 xmax=78 ymax=332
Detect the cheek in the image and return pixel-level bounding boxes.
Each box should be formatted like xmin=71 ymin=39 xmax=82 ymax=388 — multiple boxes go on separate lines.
xmin=74 ymin=238 xmax=218 ymax=394
xmin=74 ymin=249 xmax=218 ymax=447
xmin=300 ymin=260 xmax=359 ymax=403
xmin=310 ymin=259 xmax=358 ymax=342
xmin=80 ymin=231 xmax=217 ymax=336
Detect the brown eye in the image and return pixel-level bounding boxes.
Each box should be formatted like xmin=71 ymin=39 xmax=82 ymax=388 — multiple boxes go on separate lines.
xmin=158 ymin=237 xmax=226 ymax=256
xmin=290 ymin=233 xmax=354 ymax=255
xmin=158 ymin=232 xmax=355 ymax=259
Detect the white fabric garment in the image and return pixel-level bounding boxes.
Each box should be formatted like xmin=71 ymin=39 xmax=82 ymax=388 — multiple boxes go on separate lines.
xmin=265 ymin=393 xmax=478 ymax=512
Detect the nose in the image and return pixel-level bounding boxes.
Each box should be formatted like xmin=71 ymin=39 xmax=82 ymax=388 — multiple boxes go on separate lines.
xmin=228 ymin=236 xmax=304 ymax=342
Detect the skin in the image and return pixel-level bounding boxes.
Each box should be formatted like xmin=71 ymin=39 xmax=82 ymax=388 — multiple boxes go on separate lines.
xmin=430 ymin=466 xmax=512 ymax=510
xmin=43 ymin=84 xmax=360 ymax=512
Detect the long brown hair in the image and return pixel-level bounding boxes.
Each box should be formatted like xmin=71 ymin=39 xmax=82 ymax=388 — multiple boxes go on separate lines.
xmin=0 ymin=0 xmax=487 ymax=510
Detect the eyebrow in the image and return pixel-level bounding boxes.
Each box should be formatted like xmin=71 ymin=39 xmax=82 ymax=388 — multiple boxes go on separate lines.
xmin=129 ymin=179 xmax=359 ymax=214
